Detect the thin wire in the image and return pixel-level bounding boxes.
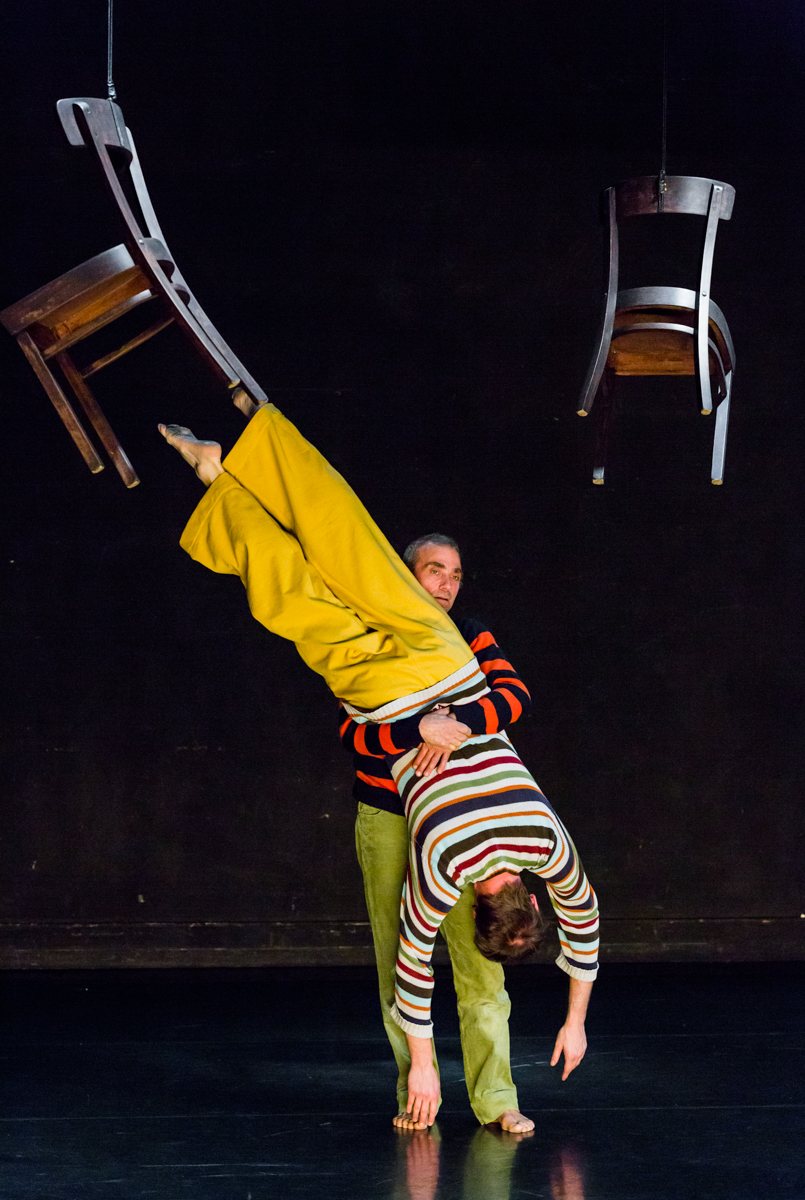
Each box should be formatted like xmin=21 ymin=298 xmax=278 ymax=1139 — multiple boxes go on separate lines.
xmin=660 ymin=0 xmax=668 ymax=176
xmin=658 ymin=0 xmax=668 ymax=211
xmin=107 ymin=0 xmax=117 ymax=101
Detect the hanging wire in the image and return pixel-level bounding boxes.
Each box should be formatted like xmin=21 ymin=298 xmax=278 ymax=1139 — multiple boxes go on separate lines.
xmin=107 ymin=0 xmax=117 ymax=101
xmin=658 ymin=0 xmax=668 ymax=211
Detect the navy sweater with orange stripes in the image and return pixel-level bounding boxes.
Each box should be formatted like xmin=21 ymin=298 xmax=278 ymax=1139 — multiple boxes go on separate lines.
xmin=338 ymin=616 xmax=532 ymax=817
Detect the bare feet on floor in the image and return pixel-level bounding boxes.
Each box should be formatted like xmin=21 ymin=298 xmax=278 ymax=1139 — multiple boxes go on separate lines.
xmin=491 ymin=1109 xmax=535 ymax=1135
xmin=393 ymin=1110 xmax=430 ymax=1131
xmin=231 ymin=387 xmax=267 ymax=421
xmin=157 ymin=424 xmax=224 ymax=486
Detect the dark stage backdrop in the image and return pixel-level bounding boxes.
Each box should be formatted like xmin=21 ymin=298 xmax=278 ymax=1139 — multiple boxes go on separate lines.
xmin=1 ymin=0 xmax=803 ymax=968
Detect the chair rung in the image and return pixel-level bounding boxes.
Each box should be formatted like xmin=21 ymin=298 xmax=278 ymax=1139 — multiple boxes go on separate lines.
xmin=81 ymin=316 xmax=174 ymax=378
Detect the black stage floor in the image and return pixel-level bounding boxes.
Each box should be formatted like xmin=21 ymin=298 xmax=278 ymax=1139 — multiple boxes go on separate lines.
xmin=0 ymin=962 xmax=803 ymax=1199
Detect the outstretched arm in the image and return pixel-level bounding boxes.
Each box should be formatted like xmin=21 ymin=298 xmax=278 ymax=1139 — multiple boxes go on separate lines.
xmin=551 ymin=977 xmax=593 ymax=1081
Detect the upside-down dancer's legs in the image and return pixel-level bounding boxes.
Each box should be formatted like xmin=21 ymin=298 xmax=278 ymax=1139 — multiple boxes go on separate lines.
xmin=175 ymin=405 xmax=477 ymax=711
xmin=201 ymin=405 xmax=470 ymax=671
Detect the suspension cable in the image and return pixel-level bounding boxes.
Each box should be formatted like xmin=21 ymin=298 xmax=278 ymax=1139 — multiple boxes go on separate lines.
xmin=107 ymin=0 xmax=117 ymax=101
xmin=658 ymin=0 xmax=668 ymax=211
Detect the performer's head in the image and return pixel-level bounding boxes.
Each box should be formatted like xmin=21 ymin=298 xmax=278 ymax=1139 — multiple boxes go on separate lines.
xmin=403 ymin=533 xmax=462 ymax=612
xmin=473 ymin=874 xmax=546 ymax=962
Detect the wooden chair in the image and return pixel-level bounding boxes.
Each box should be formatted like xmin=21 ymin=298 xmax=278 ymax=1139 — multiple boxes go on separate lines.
xmin=577 ymin=175 xmax=736 ymax=485
xmin=1 ymin=98 xmax=267 ymax=487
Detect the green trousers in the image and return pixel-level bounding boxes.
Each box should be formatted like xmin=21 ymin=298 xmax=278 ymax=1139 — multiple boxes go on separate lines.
xmin=355 ymin=802 xmax=518 ymax=1124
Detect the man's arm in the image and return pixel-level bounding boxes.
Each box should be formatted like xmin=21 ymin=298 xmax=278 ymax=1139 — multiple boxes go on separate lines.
xmin=412 ymin=622 xmax=532 ymax=776
xmin=551 ymin=977 xmax=593 ymax=1081
xmin=449 ymin=622 xmax=532 ymax=736
xmin=338 ymin=705 xmax=470 ymax=760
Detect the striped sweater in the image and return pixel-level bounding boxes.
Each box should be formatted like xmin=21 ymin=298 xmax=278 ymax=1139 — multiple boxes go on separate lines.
xmin=339 ymin=616 xmax=533 ymax=815
xmin=390 ymin=739 xmax=599 ymax=1037
xmin=339 ymin=616 xmax=599 ymax=1038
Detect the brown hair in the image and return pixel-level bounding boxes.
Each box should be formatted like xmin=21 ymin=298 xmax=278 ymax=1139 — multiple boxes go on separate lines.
xmin=473 ymin=881 xmax=546 ymax=963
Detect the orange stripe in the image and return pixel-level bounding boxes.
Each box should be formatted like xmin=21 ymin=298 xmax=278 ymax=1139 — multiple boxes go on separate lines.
xmin=356 ymin=770 xmax=398 ymax=792
xmin=380 ymin=724 xmax=400 ymax=754
xmin=481 ymin=658 xmax=513 ymax=674
xmin=409 ymin=794 xmax=543 ymax=842
xmin=479 ymin=695 xmax=499 ymax=733
xmin=498 ymin=687 xmax=522 ymax=721
xmin=339 ymin=716 xmax=352 ymax=737
xmin=470 ymin=631 xmax=495 ymax=651
xmin=492 ymin=676 xmax=528 ymax=690
xmin=354 ymin=726 xmax=369 ymax=755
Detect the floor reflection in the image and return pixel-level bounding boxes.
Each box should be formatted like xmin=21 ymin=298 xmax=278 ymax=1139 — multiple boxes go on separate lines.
xmin=394 ymin=1122 xmax=566 ymax=1200
xmin=550 ymin=1145 xmax=587 ymax=1200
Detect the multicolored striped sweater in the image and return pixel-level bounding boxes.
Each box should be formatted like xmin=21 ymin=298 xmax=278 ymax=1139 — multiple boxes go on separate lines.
xmin=339 ymin=616 xmax=599 ymax=1038
xmin=339 ymin=616 xmax=533 ymax=816
xmin=389 ymin=743 xmax=599 ymax=1037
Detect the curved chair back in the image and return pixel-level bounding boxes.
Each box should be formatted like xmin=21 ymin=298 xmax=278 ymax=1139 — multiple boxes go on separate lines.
xmin=615 ymin=175 xmax=735 ymax=220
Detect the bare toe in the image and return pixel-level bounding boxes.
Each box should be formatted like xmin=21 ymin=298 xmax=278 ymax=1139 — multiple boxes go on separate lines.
xmin=494 ymin=1110 xmax=535 ymax=1135
xmin=393 ymin=1111 xmax=428 ymax=1131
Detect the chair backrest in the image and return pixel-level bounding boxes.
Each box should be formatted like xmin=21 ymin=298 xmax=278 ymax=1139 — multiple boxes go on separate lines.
xmin=56 ymin=98 xmax=171 ymax=256
xmin=615 ymin=175 xmax=735 ymax=221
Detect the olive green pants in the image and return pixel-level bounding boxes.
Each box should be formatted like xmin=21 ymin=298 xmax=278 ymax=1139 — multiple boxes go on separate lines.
xmin=355 ymin=802 xmax=518 ymax=1125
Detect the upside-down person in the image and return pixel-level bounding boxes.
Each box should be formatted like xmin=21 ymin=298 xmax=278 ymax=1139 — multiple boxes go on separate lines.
xmin=343 ymin=532 xmax=537 ymax=1133
xmin=159 ymin=398 xmax=599 ymax=1131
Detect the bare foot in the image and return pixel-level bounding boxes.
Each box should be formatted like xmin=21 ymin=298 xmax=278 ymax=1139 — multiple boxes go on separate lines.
xmin=231 ymin=387 xmax=267 ymax=421
xmin=393 ymin=1110 xmax=430 ymax=1131
xmin=492 ymin=1109 xmax=535 ymax=1135
xmin=158 ymin=424 xmax=224 ymax=486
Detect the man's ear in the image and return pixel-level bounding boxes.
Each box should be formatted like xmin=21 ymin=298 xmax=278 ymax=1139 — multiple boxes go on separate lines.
xmin=529 ymin=892 xmax=539 ymax=912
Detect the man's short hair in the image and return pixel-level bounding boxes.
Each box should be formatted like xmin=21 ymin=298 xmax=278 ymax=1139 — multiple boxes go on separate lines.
xmin=403 ymin=533 xmax=461 ymax=570
xmin=473 ymin=881 xmax=546 ymax=963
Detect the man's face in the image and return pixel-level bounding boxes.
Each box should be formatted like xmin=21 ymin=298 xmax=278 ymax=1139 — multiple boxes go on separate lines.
xmin=413 ymin=543 xmax=463 ymax=612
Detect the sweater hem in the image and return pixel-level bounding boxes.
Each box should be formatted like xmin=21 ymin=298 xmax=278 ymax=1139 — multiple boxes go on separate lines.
xmin=555 ymin=952 xmax=599 ymax=982
xmin=391 ymin=1002 xmax=433 ymax=1039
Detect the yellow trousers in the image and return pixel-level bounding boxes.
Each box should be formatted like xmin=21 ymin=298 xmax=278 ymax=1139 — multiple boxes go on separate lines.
xmin=179 ymin=405 xmax=475 ymax=713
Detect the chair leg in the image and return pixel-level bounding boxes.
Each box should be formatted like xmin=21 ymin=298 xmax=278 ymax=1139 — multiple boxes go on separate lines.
xmin=184 ymin=296 xmax=268 ymax=403
xmin=592 ymin=368 xmax=616 ymax=484
xmin=55 ymin=353 xmax=140 ymax=488
xmin=710 ymin=370 xmax=732 ymax=485
xmin=17 ymin=332 xmax=105 ymax=474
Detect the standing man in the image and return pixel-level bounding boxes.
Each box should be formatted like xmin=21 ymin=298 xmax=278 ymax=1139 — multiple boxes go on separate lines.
xmin=341 ymin=534 xmax=535 ymax=1133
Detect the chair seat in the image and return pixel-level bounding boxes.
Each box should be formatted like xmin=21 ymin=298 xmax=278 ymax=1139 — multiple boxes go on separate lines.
xmin=0 ymin=240 xmax=181 ymax=353
xmin=609 ymin=308 xmax=731 ymax=377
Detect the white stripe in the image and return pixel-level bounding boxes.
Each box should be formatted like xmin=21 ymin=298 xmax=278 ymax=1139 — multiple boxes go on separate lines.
xmin=341 ymin=659 xmax=487 ymax=722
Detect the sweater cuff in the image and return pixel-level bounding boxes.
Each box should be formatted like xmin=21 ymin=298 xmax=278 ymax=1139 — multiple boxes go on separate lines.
xmin=391 ymin=1002 xmax=433 ymax=1039
xmin=555 ymin=952 xmax=599 ymax=982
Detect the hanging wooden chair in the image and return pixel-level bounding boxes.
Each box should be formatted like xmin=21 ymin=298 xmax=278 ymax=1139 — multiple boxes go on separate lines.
xmin=577 ymin=175 xmax=736 ymax=485
xmin=0 ymin=98 xmax=267 ymax=486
